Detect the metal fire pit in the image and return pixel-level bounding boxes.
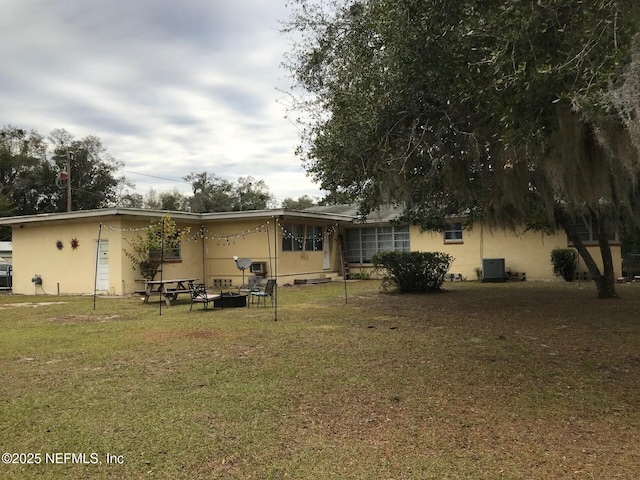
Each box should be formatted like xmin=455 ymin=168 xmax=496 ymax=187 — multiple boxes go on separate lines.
xmin=214 ymin=292 xmax=247 ymax=308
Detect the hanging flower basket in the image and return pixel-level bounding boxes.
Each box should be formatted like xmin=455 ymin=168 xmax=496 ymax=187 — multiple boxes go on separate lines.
xmin=71 ymin=238 xmax=80 ymax=249
xmin=56 ymin=240 xmax=64 ymax=250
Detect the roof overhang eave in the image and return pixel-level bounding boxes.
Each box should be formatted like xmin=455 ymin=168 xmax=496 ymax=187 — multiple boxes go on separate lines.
xmin=0 ymin=207 xmax=357 ymax=227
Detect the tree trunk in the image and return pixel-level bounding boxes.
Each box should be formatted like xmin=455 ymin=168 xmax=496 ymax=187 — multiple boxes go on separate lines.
xmin=555 ymin=207 xmax=618 ymax=299
xmin=595 ymin=211 xmax=619 ymax=299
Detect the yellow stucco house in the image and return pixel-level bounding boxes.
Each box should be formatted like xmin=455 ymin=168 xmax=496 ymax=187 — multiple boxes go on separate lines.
xmin=0 ymin=205 xmax=621 ymax=295
xmin=311 ymin=204 xmax=621 ymax=282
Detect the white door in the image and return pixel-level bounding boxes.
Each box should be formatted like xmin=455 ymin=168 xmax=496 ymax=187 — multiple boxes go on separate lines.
xmin=94 ymin=240 xmax=109 ymax=291
xmin=323 ymin=232 xmax=330 ymax=270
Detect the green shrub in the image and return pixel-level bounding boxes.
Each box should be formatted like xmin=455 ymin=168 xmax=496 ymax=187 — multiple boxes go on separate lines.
xmin=551 ymin=248 xmax=577 ymax=282
xmin=372 ymin=251 xmax=453 ymax=293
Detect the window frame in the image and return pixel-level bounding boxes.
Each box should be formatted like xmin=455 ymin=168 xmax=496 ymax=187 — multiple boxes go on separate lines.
xmin=149 ymin=245 xmax=182 ymax=262
xmin=282 ymin=224 xmax=304 ymax=251
xmin=444 ymin=222 xmax=463 ymax=244
xmin=567 ymin=216 xmax=620 ymax=246
xmin=345 ymin=225 xmax=410 ymax=264
xmin=149 ymin=231 xmax=183 ymax=262
xmin=305 ymin=225 xmax=324 ymax=252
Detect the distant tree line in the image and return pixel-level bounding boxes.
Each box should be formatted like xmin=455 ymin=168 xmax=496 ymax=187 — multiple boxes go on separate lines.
xmin=120 ymin=173 xmax=277 ymax=213
xmin=0 ymin=125 xmax=320 ymax=240
xmin=121 ymin=176 xmax=321 ymax=213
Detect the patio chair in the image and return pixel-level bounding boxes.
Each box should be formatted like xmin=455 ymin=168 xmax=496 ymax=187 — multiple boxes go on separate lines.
xmin=189 ymin=282 xmax=221 ymax=311
xmin=250 ymin=279 xmax=276 ymax=307
xmin=239 ymin=275 xmax=262 ymax=295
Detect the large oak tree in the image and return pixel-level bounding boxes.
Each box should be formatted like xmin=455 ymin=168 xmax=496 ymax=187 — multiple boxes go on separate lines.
xmin=285 ymin=0 xmax=640 ymax=297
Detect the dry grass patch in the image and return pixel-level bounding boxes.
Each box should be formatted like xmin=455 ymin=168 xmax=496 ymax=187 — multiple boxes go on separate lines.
xmin=0 ymin=301 xmax=68 ymax=310
xmin=46 ymin=314 xmax=122 ymax=323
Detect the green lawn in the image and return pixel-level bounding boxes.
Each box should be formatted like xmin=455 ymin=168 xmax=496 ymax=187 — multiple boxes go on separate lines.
xmin=1 ymin=281 xmax=639 ymax=479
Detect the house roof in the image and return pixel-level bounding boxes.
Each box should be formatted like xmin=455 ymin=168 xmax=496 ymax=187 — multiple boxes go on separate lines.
xmin=0 ymin=207 xmax=359 ymax=227
xmin=305 ymin=204 xmax=404 ymax=223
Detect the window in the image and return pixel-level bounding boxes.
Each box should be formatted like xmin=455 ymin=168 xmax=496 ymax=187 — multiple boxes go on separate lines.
xmin=282 ymin=224 xmax=304 ymax=251
xmin=394 ymin=227 xmax=410 ymax=250
xmin=360 ymin=227 xmax=377 ymax=262
xmin=377 ymin=227 xmax=393 ymax=251
xmin=163 ymin=246 xmax=182 ymax=260
xmin=346 ymin=226 xmax=410 ymax=263
xmin=305 ymin=226 xmax=324 ymax=251
xmin=568 ymin=216 xmax=618 ymax=245
xmin=149 ymin=232 xmax=182 ymax=261
xmin=149 ymin=245 xmax=182 ymax=261
xmin=444 ymin=222 xmax=463 ymax=243
xmin=283 ymin=224 xmax=325 ymax=252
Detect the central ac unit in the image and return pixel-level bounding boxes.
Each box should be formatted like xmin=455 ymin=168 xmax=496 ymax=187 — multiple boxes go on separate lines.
xmin=482 ymin=258 xmax=506 ymax=282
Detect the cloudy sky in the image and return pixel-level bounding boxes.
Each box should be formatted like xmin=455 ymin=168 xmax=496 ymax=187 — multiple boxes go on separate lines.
xmin=0 ymin=0 xmax=322 ymax=205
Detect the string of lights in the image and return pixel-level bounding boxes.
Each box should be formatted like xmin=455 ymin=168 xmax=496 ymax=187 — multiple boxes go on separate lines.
xmin=99 ymin=219 xmax=341 ymax=245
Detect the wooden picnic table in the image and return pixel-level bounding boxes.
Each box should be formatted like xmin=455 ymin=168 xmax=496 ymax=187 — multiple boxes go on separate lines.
xmin=142 ymin=278 xmax=197 ymax=306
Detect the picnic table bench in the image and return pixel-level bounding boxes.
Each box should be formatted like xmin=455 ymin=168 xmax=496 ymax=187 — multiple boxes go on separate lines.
xmin=140 ymin=278 xmax=197 ymax=306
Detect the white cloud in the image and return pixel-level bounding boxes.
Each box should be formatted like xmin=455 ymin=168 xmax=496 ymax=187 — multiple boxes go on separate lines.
xmin=0 ymin=0 xmax=324 ymax=204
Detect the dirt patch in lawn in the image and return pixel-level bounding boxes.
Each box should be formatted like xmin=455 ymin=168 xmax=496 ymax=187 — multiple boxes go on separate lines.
xmin=0 ymin=301 xmax=68 ymax=310
xmin=46 ymin=314 xmax=123 ymax=323
xmin=140 ymin=329 xmax=223 ymax=342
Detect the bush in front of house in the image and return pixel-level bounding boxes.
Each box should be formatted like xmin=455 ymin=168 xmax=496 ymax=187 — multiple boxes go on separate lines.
xmin=551 ymin=248 xmax=578 ymax=282
xmin=372 ymin=251 xmax=453 ymax=293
